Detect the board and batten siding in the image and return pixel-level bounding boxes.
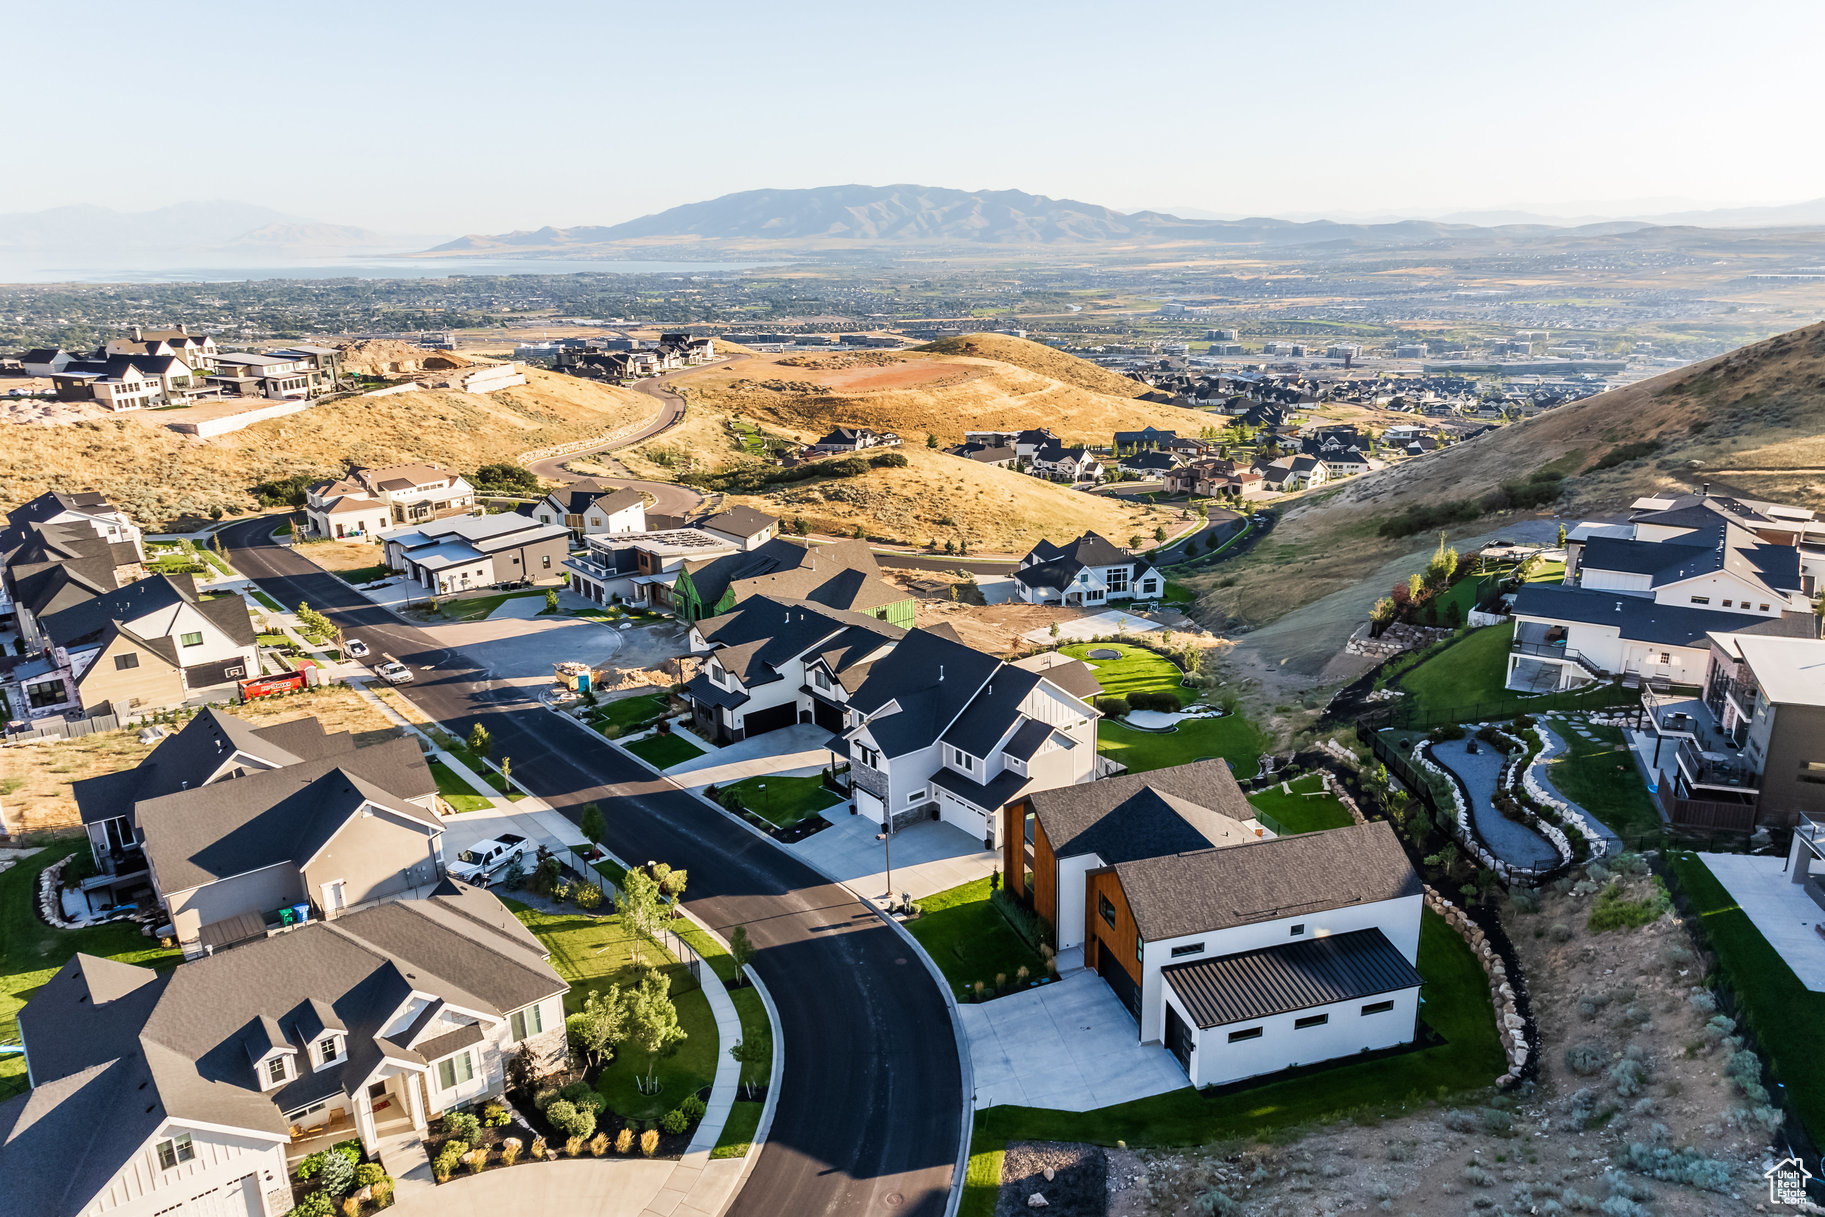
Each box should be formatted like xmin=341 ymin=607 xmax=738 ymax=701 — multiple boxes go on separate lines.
xmin=81 ymin=1125 xmax=287 ymax=1217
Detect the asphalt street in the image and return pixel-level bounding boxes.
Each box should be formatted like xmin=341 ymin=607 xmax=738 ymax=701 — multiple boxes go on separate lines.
xmin=222 ymin=518 xmax=965 ymax=1217
xmin=527 ymin=366 xmax=706 ymax=520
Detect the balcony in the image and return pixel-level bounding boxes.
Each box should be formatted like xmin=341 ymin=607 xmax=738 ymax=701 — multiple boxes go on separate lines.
xmin=1674 ymin=737 xmax=1759 ymax=795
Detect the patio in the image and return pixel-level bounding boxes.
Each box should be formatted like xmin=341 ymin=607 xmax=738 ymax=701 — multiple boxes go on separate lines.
xmin=960 ymin=959 xmax=1190 ymax=1111
xmin=1698 ymin=853 xmax=1825 ymax=992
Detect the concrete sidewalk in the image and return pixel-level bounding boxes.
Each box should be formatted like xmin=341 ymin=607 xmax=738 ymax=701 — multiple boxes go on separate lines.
xmin=663 ymin=723 xmax=831 ymax=793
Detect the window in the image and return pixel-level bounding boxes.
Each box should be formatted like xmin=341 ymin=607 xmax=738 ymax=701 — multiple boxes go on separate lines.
xmin=1107 ymin=566 xmax=1129 ymax=594
xmin=1294 ymin=1013 xmax=1330 ymax=1029
xmin=857 ymin=746 xmax=882 ymax=769
xmin=1169 ymin=942 xmax=1205 ymax=959
xmin=316 ymin=1037 xmax=339 ymax=1064
xmin=437 ymin=1050 xmax=475 ymax=1090
xmin=1361 ymin=1000 xmax=1395 ymax=1016
xmin=114 ymin=653 xmax=140 ymax=671
xmin=905 ymin=788 xmax=923 ymax=805
xmin=511 ymin=1003 xmax=545 ymax=1041
xmin=266 ymin=1056 xmax=288 ymax=1085
xmin=1135 ymin=934 xmax=1144 ymax=962
xmin=1760 ymin=603 xmax=1771 ymax=612
xmin=1227 ymin=1027 xmax=1263 ymax=1043
xmin=25 ymin=681 xmax=66 ymax=710
xmin=1098 ymin=893 xmax=1117 ymax=929
xmin=814 ymin=669 xmax=830 ymax=690
xmin=1722 ymin=599 xmax=1734 ymax=608
xmin=542 ymin=555 xmax=552 ymax=569
xmin=179 ymin=631 xmax=204 ymax=647
xmin=1689 ymin=596 xmax=1710 ymax=605
xmin=155 ymin=1133 xmax=195 ymax=1170
xmin=1659 ymin=652 xmax=1671 ymax=665
xmin=1289 ymin=923 xmax=1305 ymax=936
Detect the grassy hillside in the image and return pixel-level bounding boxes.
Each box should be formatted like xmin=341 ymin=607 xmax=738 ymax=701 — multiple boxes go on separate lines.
xmin=611 ymin=345 xmax=1194 ymax=549
xmin=1195 ymin=321 xmax=1825 ymax=630
xmin=0 ymin=368 xmax=657 ymax=526
xmin=915 ymin=333 xmax=1153 ymax=400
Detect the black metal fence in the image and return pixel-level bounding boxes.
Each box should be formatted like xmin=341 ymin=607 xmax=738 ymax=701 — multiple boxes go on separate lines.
xmin=1381 ymin=682 xmax=1640 ymax=731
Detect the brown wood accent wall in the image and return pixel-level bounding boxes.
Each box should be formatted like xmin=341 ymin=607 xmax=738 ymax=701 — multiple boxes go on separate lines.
xmin=1002 ymin=797 xmax=1028 ymax=897
xmin=1003 ymin=798 xmax=1060 ymax=933
xmin=1084 ymin=868 xmax=1142 ymax=986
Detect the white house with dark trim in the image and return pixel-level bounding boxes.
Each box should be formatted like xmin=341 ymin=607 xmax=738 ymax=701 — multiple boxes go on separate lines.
xmin=1013 ymin=532 xmax=1163 ymax=607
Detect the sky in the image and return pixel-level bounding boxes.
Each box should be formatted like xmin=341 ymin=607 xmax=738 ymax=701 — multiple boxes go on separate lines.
xmin=14 ymin=0 xmax=1825 ymax=236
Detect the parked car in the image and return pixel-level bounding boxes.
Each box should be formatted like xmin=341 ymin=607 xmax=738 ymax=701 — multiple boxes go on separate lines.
xmin=345 ymin=639 xmax=370 ymax=658
xmin=375 ymin=659 xmax=414 ymax=684
xmin=448 ymin=834 xmax=529 ymax=884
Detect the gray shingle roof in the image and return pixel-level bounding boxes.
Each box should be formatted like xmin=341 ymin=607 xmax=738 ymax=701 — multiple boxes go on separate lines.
xmin=1114 ymin=820 xmax=1422 ymax=941
xmin=1024 ymin=759 xmax=1255 ymax=861
xmin=845 ymin=628 xmax=1003 ymax=757
xmin=1162 ymin=927 xmax=1422 ymax=1028
xmin=1513 ymin=583 xmax=1817 ymax=647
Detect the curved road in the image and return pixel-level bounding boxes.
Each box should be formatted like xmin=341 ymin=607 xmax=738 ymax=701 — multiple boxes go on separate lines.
xmin=222 ymin=519 xmax=964 ymax=1217
xmin=528 ymin=366 xmax=708 ymax=519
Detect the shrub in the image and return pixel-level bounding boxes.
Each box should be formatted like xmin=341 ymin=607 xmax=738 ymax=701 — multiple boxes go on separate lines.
xmin=589 ymin=1132 xmax=611 ymax=1157
xmin=1480 ymin=1107 xmax=1514 ymax=1135
xmin=545 ymin=1098 xmax=598 ymax=1140
xmin=1550 ymin=923 xmax=1573 ymax=943
xmin=354 ymin=1163 xmax=386 ymax=1189
xmin=317 ymin=1151 xmax=356 ymax=1197
xmin=295 ymin=1152 xmax=327 ymax=1181
xmin=1564 ymin=1041 xmax=1608 ymax=1076
xmin=462 ymin=1147 xmax=489 ymax=1174
xmin=1726 ymin=1048 xmax=1762 ymax=1086
xmin=616 ymin=1127 xmax=634 ymax=1154
xmin=640 ymin=1129 xmax=659 ymax=1157
xmin=532 ymin=1085 xmax=560 ymax=1111
xmin=482 ymin=1101 xmax=511 ymax=1127
xmin=1687 ymin=991 xmax=1717 ymax=1015
xmin=341 ymin=1195 xmax=361 ymax=1217
xmin=559 ymin=1080 xmax=595 ymax=1104
xmin=530 ymin=1136 xmax=548 ymax=1161
xmin=680 ymin=1094 xmax=707 ymax=1121
xmin=660 ymin=1108 xmax=689 ymax=1135
xmin=443 ymin=1110 xmax=481 ymax=1142
xmin=1508 ymin=887 xmax=1540 ymax=915
xmin=1622 ymin=1143 xmax=1731 ymax=1192
xmin=289 ymin=1194 xmax=336 ymax=1217
xmin=1463 ymin=1164 xmax=1494 ymax=1187
xmin=433 ymin=1141 xmax=468 ymax=1183
xmin=1587 ymin=879 xmax=1670 ymax=932
xmin=1094 ymin=695 xmax=1130 ymax=717
xmin=574 ymin=881 xmax=605 ymax=911
xmin=500 ymin=1137 xmax=523 ymax=1166
xmin=1610 ymin=1057 xmax=1648 ymax=1097
xmin=565 ymin=1135 xmax=586 ymax=1157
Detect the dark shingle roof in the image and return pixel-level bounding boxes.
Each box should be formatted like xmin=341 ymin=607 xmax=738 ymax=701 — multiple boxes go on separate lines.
xmin=939 ymin=668 xmax=1040 ymax=753
xmin=930 ymin=765 xmax=1031 ymax=811
xmin=699 ymin=505 xmax=777 ymax=539
xmin=1513 ymin=584 xmax=1817 ymax=647
xmin=845 ymin=628 xmax=1002 ymax=757
xmin=1114 ymin=821 xmax=1422 ymax=941
xmin=1023 ymin=759 xmax=1255 ymax=861
xmin=1162 ymin=927 xmax=1423 ymax=1028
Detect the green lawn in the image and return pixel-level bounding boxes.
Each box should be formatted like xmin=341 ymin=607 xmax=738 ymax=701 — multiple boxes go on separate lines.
xmin=1666 ymin=852 xmax=1825 ymax=1144
xmin=333 ymin=564 xmax=393 ymax=585
xmin=594 ymin=692 xmax=669 ymax=737
xmin=1060 ymin=642 xmax=1188 ymax=707
xmin=1096 ymin=714 xmax=1264 ymax=778
xmin=1395 ymin=622 xmax=1518 ymax=717
xmin=1162 ymin=581 xmax=1197 ymax=605
xmin=711 ymin=1101 xmax=764 ymax=1158
xmin=428 ymin=760 xmax=493 ymax=812
xmin=1 ymin=841 xmax=181 ymax=1101
xmin=430 ymin=733 xmax=526 ymax=801
xmin=715 ymin=981 xmax=774 ymax=1154
xmin=1542 ymin=722 xmax=1661 ymax=840
xmin=969 ymin=910 xmax=1501 ymax=1164
xmin=719 ymin=775 xmax=840 ymax=827
xmin=507 ymin=902 xmax=717 ymax=1121
xmin=437 ymin=588 xmax=545 ymax=622
xmin=250 ymin=590 xmax=284 ymax=612
xmin=626 ymin=733 xmax=705 ymax=769
xmin=1247 ymin=773 xmax=1354 ymax=834
xmin=1527 ymin=560 xmax=1567 ymax=583
xmin=905 ymin=877 xmax=1049 ymax=998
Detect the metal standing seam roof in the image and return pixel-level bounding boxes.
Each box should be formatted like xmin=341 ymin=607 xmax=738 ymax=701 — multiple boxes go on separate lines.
xmin=1161 ymin=927 xmax=1422 ymax=1029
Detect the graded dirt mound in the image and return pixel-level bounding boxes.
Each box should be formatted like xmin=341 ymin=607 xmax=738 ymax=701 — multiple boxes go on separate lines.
xmin=917 ymin=333 xmax=1152 ymax=399
xmin=338 ymin=339 xmax=472 ymax=376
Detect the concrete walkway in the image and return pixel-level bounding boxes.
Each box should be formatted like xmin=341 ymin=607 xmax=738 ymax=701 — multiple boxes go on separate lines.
xmin=960 ymin=963 xmax=1189 ymax=1111
xmin=1430 ymin=737 xmax=1559 ymax=870
xmin=663 ymin=724 xmax=832 ymax=792
xmin=1699 ymin=853 xmax=1825 ymax=991
xmin=790 ymin=810 xmax=998 ymax=903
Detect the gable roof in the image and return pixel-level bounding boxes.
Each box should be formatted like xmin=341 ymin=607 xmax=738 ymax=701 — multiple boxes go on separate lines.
xmin=1512 ymin=583 xmax=1817 ymax=647
xmin=845 ymin=628 xmax=1003 ymax=757
xmin=1114 ymin=820 xmax=1422 ymax=941
xmin=698 ymin=505 xmax=776 ymax=539
xmin=695 ymin=595 xmax=903 ymax=686
xmin=1009 ymin=652 xmax=1103 ymax=702
xmin=1026 ymin=761 xmax=1257 ymax=864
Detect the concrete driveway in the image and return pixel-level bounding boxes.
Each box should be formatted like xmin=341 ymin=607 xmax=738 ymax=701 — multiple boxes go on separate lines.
xmin=663 ymin=723 xmax=833 ymax=791
xmin=418 ymin=612 xmax=686 ymax=689
xmin=791 ymin=812 xmax=997 ymax=903
xmin=1023 ymin=609 xmax=1166 ymax=645
xmin=961 ymin=964 xmax=1190 ymax=1111
xmin=439 ymin=798 xmax=590 ymax=875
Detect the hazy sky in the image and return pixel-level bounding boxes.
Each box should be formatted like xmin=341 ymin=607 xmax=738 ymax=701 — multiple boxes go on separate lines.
xmin=16 ymin=0 xmax=1824 ymax=235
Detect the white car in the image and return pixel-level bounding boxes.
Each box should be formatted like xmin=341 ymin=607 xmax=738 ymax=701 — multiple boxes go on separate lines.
xmin=345 ymin=639 xmax=370 ymax=658
xmin=448 ymin=834 xmax=529 ymax=884
xmin=375 ymin=660 xmax=414 ymax=684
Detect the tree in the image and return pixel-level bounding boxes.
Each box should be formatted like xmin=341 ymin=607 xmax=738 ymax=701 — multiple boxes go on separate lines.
xmin=651 ymin=862 xmax=687 ymax=903
xmin=925 ymin=433 xmax=938 ymax=449
xmin=546 ymin=587 xmax=559 ymax=612
xmin=1407 ymin=572 xmax=1425 ymax=603
xmin=728 ymin=924 xmax=755 ymax=983
xmin=1048 ymin=621 xmax=1060 ymax=641
xmin=728 ymin=1038 xmax=765 ymax=1100
xmin=1153 ymin=525 xmax=1167 ymax=542
xmin=1370 ymin=596 xmax=1396 ymax=626
xmin=579 ymin=803 xmax=605 ymax=850
xmin=470 ymin=463 xmax=542 ymax=497
xmin=1556 ymin=522 xmax=1568 ymax=548
xmin=565 ymin=986 xmax=627 ymax=1069
xmin=1129 ymin=534 xmax=1143 ymax=551
xmin=466 ymin=723 xmax=493 ymax=760
xmin=615 ymin=866 xmax=665 ymax=964
xmin=626 ymin=971 xmax=686 ymax=1094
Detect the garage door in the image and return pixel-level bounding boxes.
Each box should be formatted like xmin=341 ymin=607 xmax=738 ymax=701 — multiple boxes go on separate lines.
xmin=1096 ymin=944 xmax=1142 ymax=1024
xmin=1165 ymin=1003 xmax=1194 ymax=1074
xmin=740 ymin=701 xmax=797 ymax=737
xmin=810 ymin=695 xmax=844 ymax=734
xmin=180 ymin=1174 xmax=261 ymax=1217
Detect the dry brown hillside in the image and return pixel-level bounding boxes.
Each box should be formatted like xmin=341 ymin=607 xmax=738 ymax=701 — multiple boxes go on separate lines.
xmin=915 ymin=333 xmax=1153 ymax=400
xmin=1197 ymin=321 xmax=1825 ymax=630
xmin=0 ymin=367 xmax=657 ymax=526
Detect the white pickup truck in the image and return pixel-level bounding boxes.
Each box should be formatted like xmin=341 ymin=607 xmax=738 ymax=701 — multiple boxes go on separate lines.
xmin=447 ymin=834 xmax=529 ymax=885
xmin=374 ymin=659 xmax=414 ymax=684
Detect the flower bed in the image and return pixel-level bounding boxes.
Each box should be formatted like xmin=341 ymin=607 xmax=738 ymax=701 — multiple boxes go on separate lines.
xmin=420 ymin=1081 xmax=709 ymax=1179
xmin=288 ymin=1140 xmax=394 ymax=1215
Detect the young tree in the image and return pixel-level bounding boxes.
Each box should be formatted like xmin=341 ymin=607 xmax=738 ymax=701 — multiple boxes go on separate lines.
xmin=1556 ymin=522 xmax=1568 ymax=548
xmin=728 ymin=1038 xmax=766 ymax=1100
xmin=467 ymin=723 xmax=493 ymax=760
xmin=627 ymin=971 xmax=686 ymax=1094
xmin=1153 ymin=525 xmax=1167 ymax=542
xmin=652 ymin=863 xmax=687 ymax=903
xmin=616 ymin=866 xmax=665 ymax=965
xmin=925 ymin=433 xmax=938 ymax=449
xmin=728 ymin=924 xmax=755 ymax=983
xmin=546 ymin=587 xmax=560 ymax=612
xmin=1129 ymin=535 xmax=1144 ymax=551
xmin=565 ymin=986 xmax=627 ymax=1069
xmin=579 ymin=803 xmax=606 ymax=851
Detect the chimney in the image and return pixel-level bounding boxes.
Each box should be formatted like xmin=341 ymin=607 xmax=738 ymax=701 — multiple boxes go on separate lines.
xmin=177 ymin=323 xmax=187 ymax=335
xmin=130 ymin=325 xmax=142 ymax=341
xmin=1702 ymin=482 xmax=1711 ymax=498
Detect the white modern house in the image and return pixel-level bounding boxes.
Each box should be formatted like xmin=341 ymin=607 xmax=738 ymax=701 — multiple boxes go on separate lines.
xmin=305 ymin=463 xmax=477 ymax=538
xmin=1012 ymin=532 xmax=1163 ymax=607
xmin=533 ymin=480 xmax=646 ymax=540
xmin=380 ymin=513 xmax=571 ymax=595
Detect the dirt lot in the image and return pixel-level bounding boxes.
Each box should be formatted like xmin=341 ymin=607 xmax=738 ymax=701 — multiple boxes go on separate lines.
xmin=292 ymin=537 xmax=385 ymax=573
xmin=3 ymin=686 xmax=402 ymax=836
xmin=774 ymin=352 xmax=982 ymax=393
xmin=1093 ymin=867 xmax=1776 ymax=1216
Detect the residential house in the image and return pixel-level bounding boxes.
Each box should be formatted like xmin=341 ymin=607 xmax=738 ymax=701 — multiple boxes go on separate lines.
xmin=0 ymin=489 xmax=144 ymax=563
xmin=946 ymin=441 xmax=1017 ymax=468
xmin=672 ymin=538 xmax=914 ymax=626
xmin=1028 ymin=443 xmax=1104 ymax=484
xmin=1317 ymin=450 xmax=1380 ymax=478
xmin=380 ymin=513 xmax=571 ymax=594
xmin=686 ymin=596 xmax=905 ymax=744
xmin=50 ymin=358 xmax=163 ymax=411
xmin=1259 ymin=454 xmax=1328 ymax=492
xmin=1013 ymin=532 xmax=1164 ymax=607
xmin=810 ymin=426 xmax=901 ymax=455
xmin=1116 ymin=449 xmax=1181 ymax=478
xmin=1003 ymin=769 xmax=1424 ymax=1086
xmin=21 ymin=347 xmax=75 ymax=376
xmin=207 ymin=352 xmax=321 ymax=400
xmin=833 ymin=626 xmax=1102 ymax=842
xmin=533 ymin=480 xmax=646 ymax=540
xmin=104 ymin=324 xmax=219 ymax=369
xmin=304 ymin=463 xmax=476 ymax=537
xmin=1509 ymin=495 xmax=1818 ymax=694
xmin=1113 ymin=427 xmax=1177 ymax=453
xmin=1165 ymin=459 xmax=1266 ymax=500
xmin=563 ymin=528 xmax=740 ymax=609
xmin=657 ymin=333 xmax=717 ymax=363
xmin=1 ymin=882 xmax=566 ymax=1216
xmin=697 ymin=506 xmax=779 ymax=551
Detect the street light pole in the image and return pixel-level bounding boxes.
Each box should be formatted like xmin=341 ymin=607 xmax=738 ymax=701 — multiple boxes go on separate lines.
xmin=876 ymin=828 xmax=893 ymax=905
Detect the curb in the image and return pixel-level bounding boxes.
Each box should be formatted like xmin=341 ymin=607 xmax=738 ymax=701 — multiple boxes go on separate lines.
xmin=554 ymin=706 xmax=974 ymax=1217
